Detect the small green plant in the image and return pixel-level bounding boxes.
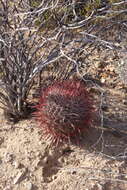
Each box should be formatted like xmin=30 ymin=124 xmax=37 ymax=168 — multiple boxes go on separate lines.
xmin=108 ymin=0 xmax=119 ymax=3
xmin=79 ymin=0 xmax=101 ymax=17
xmin=29 ymin=0 xmax=41 ymax=8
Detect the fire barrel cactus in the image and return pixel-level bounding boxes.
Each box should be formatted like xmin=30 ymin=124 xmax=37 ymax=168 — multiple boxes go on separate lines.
xmin=34 ymin=79 xmax=95 ymax=146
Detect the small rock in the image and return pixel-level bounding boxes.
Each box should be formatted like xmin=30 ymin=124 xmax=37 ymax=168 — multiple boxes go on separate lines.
xmin=35 ymin=151 xmax=42 ymax=157
xmin=48 ymin=150 xmax=54 ymax=157
xmin=58 ymin=157 xmax=65 ymax=163
xmin=42 ymin=157 xmax=48 ymax=165
xmin=92 ymin=183 xmax=103 ymax=190
xmin=97 ymin=184 xmax=103 ymax=190
xmin=3 ymin=186 xmax=12 ymax=190
xmin=25 ymin=182 xmax=33 ymax=190
xmin=122 ymin=99 xmax=127 ymax=105
xmin=32 ymin=158 xmax=43 ymax=170
xmin=101 ymin=78 xmax=105 ymax=83
xmin=115 ymin=107 xmax=119 ymax=111
xmin=4 ymin=153 xmax=14 ymax=163
xmin=13 ymin=161 xmax=21 ymax=169
xmin=71 ymin=170 xmax=77 ymax=175
xmin=13 ymin=169 xmax=27 ymax=184
xmin=52 ymin=175 xmax=57 ymax=180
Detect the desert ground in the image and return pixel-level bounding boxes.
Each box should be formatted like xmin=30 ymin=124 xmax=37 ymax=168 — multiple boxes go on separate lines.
xmin=0 ymin=55 xmax=127 ymax=190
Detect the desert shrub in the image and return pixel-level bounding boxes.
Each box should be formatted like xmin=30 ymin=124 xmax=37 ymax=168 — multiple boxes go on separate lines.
xmin=0 ymin=31 xmax=36 ymax=121
xmin=0 ymin=0 xmax=62 ymax=122
xmin=0 ymin=0 xmax=126 ymax=122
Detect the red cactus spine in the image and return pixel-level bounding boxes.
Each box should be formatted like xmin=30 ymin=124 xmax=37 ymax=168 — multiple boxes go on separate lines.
xmin=34 ymin=79 xmax=94 ymax=145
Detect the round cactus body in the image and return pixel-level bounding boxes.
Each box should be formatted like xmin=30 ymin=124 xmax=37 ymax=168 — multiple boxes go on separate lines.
xmin=34 ymin=79 xmax=94 ymax=145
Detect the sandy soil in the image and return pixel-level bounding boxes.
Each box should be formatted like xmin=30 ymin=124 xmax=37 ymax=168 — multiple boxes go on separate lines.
xmin=0 ymin=87 xmax=127 ymax=190
xmin=0 ymin=54 xmax=127 ymax=190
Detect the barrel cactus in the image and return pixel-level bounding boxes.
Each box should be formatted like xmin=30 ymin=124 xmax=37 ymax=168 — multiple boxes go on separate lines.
xmin=34 ymin=79 xmax=95 ymax=145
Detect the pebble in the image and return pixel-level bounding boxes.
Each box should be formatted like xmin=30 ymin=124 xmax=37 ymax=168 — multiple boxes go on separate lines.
xmin=4 ymin=153 xmax=14 ymax=163
xmin=42 ymin=156 xmax=48 ymax=165
xmin=52 ymin=175 xmax=57 ymax=180
xmin=3 ymin=186 xmax=12 ymax=190
xmin=58 ymin=157 xmax=65 ymax=163
xmin=122 ymin=99 xmax=127 ymax=105
xmin=71 ymin=170 xmax=77 ymax=175
xmin=101 ymin=78 xmax=105 ymax=83
xmin=32 ymin=157 xmax=44 ymax=170
xmin=48 ymin=150 xmax=54 ymax=157
xmin=97 ymin=184 xmax=103 ymax=190
xmin=35 ymin=151 xmax=42 ymax=157
xmin=12 ymin=161 xmax=21 ymax=169
xmin=92 ymin=183 xmax=103 ymax=190
xmin=25 ymin=182 xmax=33 ymax=190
